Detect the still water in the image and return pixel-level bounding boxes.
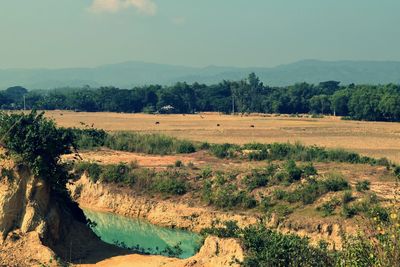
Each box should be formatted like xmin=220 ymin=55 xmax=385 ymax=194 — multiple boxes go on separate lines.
xmin=83 ymin=209 xmax=203 ymax=259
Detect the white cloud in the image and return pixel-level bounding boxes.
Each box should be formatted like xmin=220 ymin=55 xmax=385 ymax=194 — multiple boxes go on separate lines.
xmin=89 ymin=0 xmax=157 ymax=15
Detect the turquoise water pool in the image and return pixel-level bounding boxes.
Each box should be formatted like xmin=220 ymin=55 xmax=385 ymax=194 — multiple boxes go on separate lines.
xmin=83 ymin=209 xmax=202 ymax=259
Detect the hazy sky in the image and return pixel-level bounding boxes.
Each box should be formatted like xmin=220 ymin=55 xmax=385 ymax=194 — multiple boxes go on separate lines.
xmin=0 ymin=0 xmax=399 ymax=69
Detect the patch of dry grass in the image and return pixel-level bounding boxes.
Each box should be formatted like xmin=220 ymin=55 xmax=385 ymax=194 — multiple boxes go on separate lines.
xmin=46 ymin=111 xmax=400 ymax=163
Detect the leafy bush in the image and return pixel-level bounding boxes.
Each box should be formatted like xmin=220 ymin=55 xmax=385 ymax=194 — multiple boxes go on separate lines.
xmin=339 ymin=208 xmax=400 ymax=266
xmin=153 ymin=175 xmax=187 ymax=195
xmin=199 ymin=166 xmax=212 ymax=179
xmin=283 ymin=160 xmax=303 ymax=182
xmin=200 ymin=220 xmax=241 ymax=238
xmin=0 ymin=111 xmax=74 ymax=190
xmin=302 ymin=162 xmax=318 ymax=177
xmin=100 ymin=163 xmax=136 ymax=185
xmin=66 ymin=128 xmax=107 ymax=149
xmin=317 ymin=198 xmax=341 ymax=217
xmin=321 ymin=173 xmax=350 ymax=192
xmin=272 ymin=204 xmax=293 ymax=217
xmin=342 ymin=190 xmax=353 ymax=204
xmin=202 ymin=180 xmax=257 ymax=210
xmin=243 ymin=170 xmax=269 ymax=191
xmin=273 ymin=189 xmax=287 ymax=200
xmin=74 ymin=162 xmax=102 ymax=182
xmin=259 ymin=196 xmax=274 ymax=212
xmin=285 ymin=174 xmax=349 ymax=205
xmin=176 ymin=141 xmax=196 ymax=153
xmin=356 ymin=180 xmax=371 ymax=192
xmin=210 ymin=143 xmax=240 ymax=158
xmin=174 ymin=160 xmax=184 ymax=168
xmin=202 ymin=221 xmax=335 ymax=267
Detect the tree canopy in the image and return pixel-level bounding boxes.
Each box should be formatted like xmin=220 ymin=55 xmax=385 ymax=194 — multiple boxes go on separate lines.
xmin=1 ymin=74 xmax=400 ymax=122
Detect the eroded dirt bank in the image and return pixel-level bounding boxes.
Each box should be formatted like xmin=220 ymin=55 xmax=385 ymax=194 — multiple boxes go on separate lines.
xmin=0 ymin=161 xmax=126 ymax=266
xmin=70 ymin=174 xmax=347 ymax=249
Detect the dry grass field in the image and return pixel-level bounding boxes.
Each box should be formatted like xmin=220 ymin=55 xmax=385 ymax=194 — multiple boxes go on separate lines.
xmin=46 ymin=111 xmax=400 ymax=163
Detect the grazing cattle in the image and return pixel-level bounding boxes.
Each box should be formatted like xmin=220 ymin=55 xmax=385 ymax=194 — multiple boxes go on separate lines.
xmin=250 ymin=125 xmax=255 ymax=128
xmin=155 ymin=121 xmax=160 ymax=125
xmin=217 ymin=124 xmax=220 ymax=127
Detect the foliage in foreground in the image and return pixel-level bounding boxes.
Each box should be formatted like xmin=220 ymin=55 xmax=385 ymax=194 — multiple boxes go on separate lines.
xmin=201 ymin=209 xmax=400 ymax=267
xmin=0 ymin=111 xmax=86 ymax=222
xmin=0 ymin=111 xmax=74 ymax=191
xmin=201 ymin=221 xmax=336 ymax=267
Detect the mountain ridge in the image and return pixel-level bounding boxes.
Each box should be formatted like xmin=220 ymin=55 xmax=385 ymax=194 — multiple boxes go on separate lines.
xmin=1 ymin=59 xmax=400 ymax=89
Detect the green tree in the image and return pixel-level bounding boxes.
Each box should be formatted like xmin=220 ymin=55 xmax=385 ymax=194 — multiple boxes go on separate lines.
xmin=309 ymin=95 xmax=331 ymax=114
xmin=331 ymin=89 xmax=350 ymax=116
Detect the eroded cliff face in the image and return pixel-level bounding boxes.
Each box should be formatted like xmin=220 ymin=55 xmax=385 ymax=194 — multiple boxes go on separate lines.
xmin=0 ymin=161 xmax=123 ymax=266
xmin=0 ymin=161 xmax=56 ymax=266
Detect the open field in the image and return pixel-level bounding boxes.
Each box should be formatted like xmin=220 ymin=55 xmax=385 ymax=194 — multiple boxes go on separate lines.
xmin=46 ymin=111 xmax=400 ymax=163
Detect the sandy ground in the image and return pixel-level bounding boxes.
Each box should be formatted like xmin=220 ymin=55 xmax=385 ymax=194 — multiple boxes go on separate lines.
xmin=64 ymin=149 xmax=207 ymax=167
xmin=46 ymin=111 xmax=400 ymax=163
xmin=78 ymin=254 xmax=176 ymax=267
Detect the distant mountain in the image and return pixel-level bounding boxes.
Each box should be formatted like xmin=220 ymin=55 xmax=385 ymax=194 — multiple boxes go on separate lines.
xmin=1 ymin=59 xmax=400 ymax=90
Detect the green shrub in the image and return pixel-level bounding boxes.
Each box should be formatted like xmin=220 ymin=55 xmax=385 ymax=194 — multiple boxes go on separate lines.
xmin=243 ymin=170 xmax=269 ymax=191
xmin=342 ymin=204 xmax=359 ymax=218
xmin=272 ymin=204 xmax=293 ymax=217
xmin=394 ymin=166 xmax=400 ymax=178
xmin=201 ymin=180 xmax=213 ymax=204
xmin=302 ymin=162 xmax=318 ymax=177
xmin=203 ymin=181 xmax=257 ymax=210
xmin=321 ymin=173 xmax=349 ymax=192
xmin=174 ymin=160 xmax=184 ymax=168
xmin=241 ymin=224 xmax=334 ymax=267
xmin=66 ymin=128 xmax=107 ymax=149
xmin=317 ymin=198 xmax=341 ymax=217
xmin=284 ymin=160 xmax=303 ymax=183
xmin=176 ymin=140 xmax=196 ymax=153
xmin=356 ymin=180 xmax=371 ymax=192
xmin=74 ymin=162 xmax=102 ymax=182
xmin=260 ymin=196 xmax=274 ymax=212
xmin=199 ymin=142 xmax=211 ymax=150
xmin=199 ymin=166 xmax=212 ymax=179
xmin=200 ymin=220 xmax=241 ymax=238
xmin=210 ymin=143 xmax=239 ymax=158
xmin=342 ymin=190 xmax=353 ymax=204
xmin=153 ymin=174 xmax=187 ymax=195
xmin=285 ymin=174 xmax=349 ymax=205
xmin=202 ymin=221 xmax=335 ymax=267
xmin=100 ymin=163 xmax=135 ymax=185
xmin=273 ymin=189 xmax=287 ymax=200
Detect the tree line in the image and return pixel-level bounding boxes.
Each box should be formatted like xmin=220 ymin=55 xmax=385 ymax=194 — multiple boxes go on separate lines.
xmin=1 ymin=73 xmax=400 ymax=121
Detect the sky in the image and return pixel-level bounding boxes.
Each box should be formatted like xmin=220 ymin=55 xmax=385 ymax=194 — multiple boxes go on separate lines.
xmin=0 ymin=0 xmax=399 ymax=69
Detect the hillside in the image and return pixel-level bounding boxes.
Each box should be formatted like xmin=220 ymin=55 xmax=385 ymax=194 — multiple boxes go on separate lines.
xmin=1 ymin=60 xmax=400 ymax=89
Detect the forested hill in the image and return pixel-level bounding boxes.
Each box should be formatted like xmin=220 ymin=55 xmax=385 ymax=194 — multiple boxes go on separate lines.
xmin=1 ymin=60 xmax=400 ymax=89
